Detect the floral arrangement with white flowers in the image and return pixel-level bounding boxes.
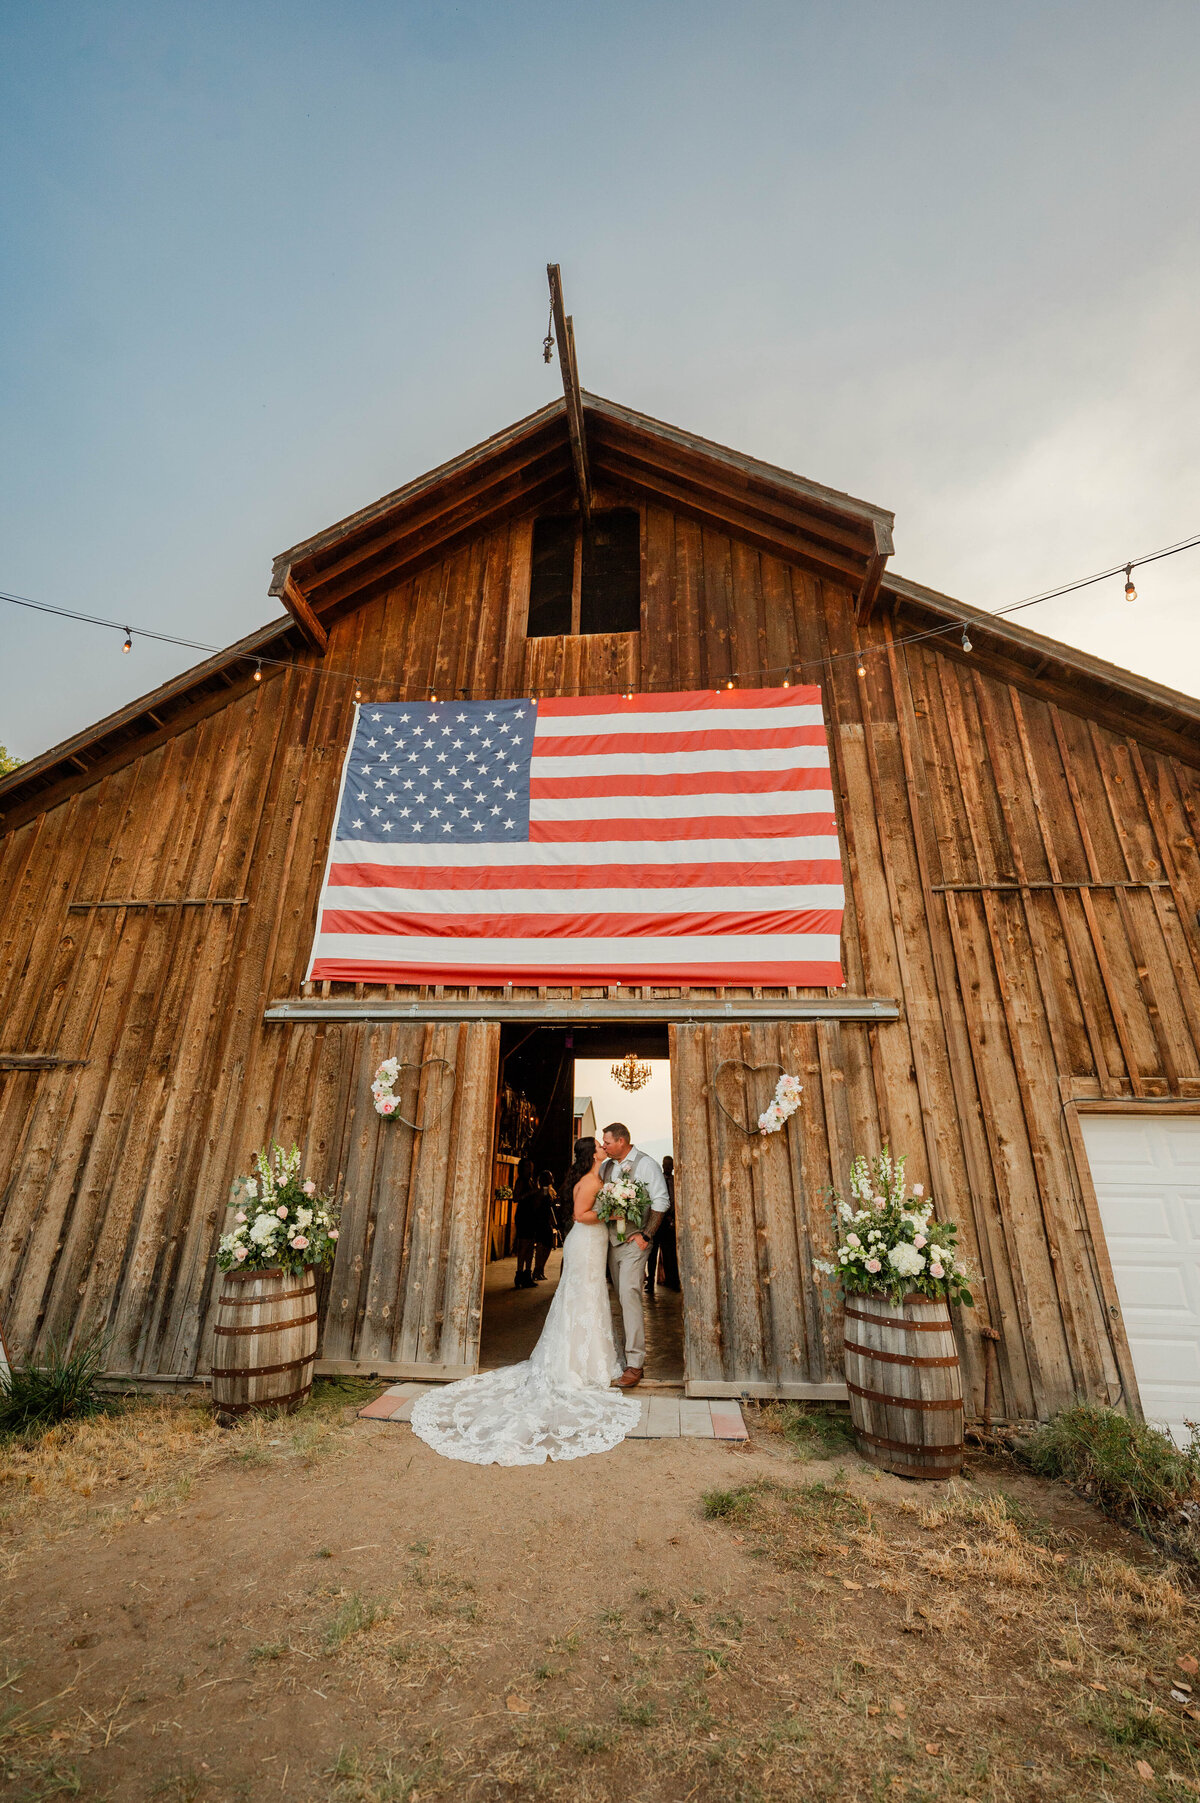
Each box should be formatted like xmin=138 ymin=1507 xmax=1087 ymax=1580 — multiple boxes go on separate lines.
xmin=371 ymin=1058 xmax=402 ymax=1118
xmin=595 ymin=1174 xmax=653 ymax=1245
xmin=757 ymin=1072 xmax=804 ymax=1135
xmin=217 ymin=1141 xmax=341 ymax=1275
xmin=814 ymin=1148 xmax=974 ymax=1308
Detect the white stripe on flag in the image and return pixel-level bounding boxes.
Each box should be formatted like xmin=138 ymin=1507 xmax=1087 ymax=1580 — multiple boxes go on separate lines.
xmin=312 ymin=932 xmax=843 ymax=967
xmin=323 ymin=884 xmax=847 ymax=915
xmin=533 ymin=703 xmax=825 ymax=737
xmin=529 ymin=790 xmax=834 ymax=822
xmin=531 ymin=745 xmax=831 ymax=776
xmin=324 ymin=835 xmax=843 ymax=867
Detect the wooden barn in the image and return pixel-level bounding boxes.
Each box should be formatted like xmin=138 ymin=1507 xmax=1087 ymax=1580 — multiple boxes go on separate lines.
xmin=4 ymin=376 xmax=1200 ymax=1433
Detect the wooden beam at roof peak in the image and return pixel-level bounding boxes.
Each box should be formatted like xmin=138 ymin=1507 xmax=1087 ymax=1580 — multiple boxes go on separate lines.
xmin=277 ymin=570 xmax=328 ymax=652
xmin=855 ymin=517 xmax=894 ymax=623
xmin=547 ymin=263 xmax=592 ymax=527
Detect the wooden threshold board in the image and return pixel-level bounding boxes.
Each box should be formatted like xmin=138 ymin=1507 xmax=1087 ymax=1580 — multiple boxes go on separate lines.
xmin=357 ymin=1383 xmax=748 ymax=1441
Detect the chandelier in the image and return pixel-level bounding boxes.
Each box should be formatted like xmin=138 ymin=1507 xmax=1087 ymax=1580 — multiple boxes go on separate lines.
xmin=611 ymin=1051 xmax=652 ymax=1093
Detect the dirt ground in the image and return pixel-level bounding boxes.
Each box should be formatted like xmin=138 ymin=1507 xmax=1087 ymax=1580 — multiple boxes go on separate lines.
xmin=3 ymin=1383 xmax=1200 ymax=1802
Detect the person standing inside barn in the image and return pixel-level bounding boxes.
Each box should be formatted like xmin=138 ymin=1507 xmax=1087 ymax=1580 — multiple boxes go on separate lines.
xmin=646 ymin=1154 xmax=680 ymax=1296
xmin=600 ymin=1123 xmax=671 ymax=1387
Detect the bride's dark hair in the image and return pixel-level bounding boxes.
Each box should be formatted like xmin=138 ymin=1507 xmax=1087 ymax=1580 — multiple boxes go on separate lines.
xmin=563 ymin=1136 xmax=599 ymax=1200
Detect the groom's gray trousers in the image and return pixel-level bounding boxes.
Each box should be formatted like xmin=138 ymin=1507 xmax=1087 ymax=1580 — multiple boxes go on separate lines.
xmin=608 ymin=1238 xmax=650 ymax=1369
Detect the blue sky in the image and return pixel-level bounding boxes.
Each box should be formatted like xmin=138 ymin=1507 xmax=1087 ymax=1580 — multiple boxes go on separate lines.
xmin=3 ymin=2 xmax=1199 ymax=760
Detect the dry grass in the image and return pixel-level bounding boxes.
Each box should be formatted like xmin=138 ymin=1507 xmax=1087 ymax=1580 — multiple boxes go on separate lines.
xmin=0 ymin=1377 xmax=373 ymax=1577
xmin=7 ymin=1392 xmax=1200 ymax=1800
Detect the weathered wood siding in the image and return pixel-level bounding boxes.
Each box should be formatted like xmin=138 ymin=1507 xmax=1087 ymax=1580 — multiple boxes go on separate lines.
xmin=3 ymin=496 xmax=1200 ymax=1416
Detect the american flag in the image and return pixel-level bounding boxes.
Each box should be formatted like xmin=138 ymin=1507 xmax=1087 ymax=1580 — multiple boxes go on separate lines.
xmin=306 ymin=685 xmax=844 ymax=986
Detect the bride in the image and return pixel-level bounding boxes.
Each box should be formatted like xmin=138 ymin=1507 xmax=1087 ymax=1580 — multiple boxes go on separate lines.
xmin=410 ymin=1138 xmax=642 ymax=1466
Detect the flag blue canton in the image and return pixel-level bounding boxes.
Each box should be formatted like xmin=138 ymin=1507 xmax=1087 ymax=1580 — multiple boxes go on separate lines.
xmin=335 ymin=700 xmax=535 ymax=844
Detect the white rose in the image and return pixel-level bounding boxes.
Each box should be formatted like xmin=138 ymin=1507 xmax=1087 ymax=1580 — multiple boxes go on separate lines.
xmin=249 ymin=1213 xmax=281 ymax=1246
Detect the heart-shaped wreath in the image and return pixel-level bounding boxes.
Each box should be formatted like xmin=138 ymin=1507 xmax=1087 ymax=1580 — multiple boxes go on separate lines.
xmin=711 ymin=1060 xmax=803 ymax=1137
xmin=371 ymin=1057 xmax=456 ymax=1132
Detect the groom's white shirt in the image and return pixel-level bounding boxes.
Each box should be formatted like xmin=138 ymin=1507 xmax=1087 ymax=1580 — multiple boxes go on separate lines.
xmin=602 ymin=1146 xmax=670 ymax=1217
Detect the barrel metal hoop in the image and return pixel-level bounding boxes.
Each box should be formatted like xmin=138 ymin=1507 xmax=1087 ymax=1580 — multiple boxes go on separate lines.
xmin=211 ymin=1382 xmax=314 ymax=1414
xmin=213 ymin=1311 xmax=318 ymax=1337
xmin=843 ymin=1305 xmax=951 ymax=1333
xmin=844 ymin=1338 xmax=960 ymax=1369
xmin=220 ymin=1268 xmax=314 ymax=1284
xmin=846 ymin=1379 xmax=963 ymax=1412
xmin=854 ymin=1426 xmax=963 ymax=1458
xmin=218 ymin=1287 xmax=314 ymax=1307
xmin=212 ymin=1356 xmax=316 ymax=1380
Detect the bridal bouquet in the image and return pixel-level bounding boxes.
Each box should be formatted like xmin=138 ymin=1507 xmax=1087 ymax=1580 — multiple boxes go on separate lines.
xmin=814 ymin=1148 xmax=973 ymax=1308
xmin=595 ymin=1175 xmax=652 ymax=1244
xmin=218 ymin=1141 xmax=341 ymax=1275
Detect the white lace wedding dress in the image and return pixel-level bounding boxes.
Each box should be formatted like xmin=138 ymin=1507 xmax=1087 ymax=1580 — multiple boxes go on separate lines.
xmin=409 ymin=1220 xmax=641 ymax=1466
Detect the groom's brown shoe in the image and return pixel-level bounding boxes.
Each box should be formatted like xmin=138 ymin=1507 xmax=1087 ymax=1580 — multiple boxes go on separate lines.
xmin=618 ymin=1367 xmax=643 ymax=1388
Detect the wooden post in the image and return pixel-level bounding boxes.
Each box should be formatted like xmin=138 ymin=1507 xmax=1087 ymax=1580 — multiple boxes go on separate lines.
xmin=547 ymin=263 xmax=592 ymax=528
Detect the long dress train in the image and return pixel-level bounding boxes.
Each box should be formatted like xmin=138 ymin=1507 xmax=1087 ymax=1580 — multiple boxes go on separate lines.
xmin=409 ymin=1220 xmax=640 ymax=1466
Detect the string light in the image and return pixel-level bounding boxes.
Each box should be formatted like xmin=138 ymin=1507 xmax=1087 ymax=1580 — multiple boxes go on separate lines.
xmin=961 ymin=626 xmax=973 ymax=653
xmin=3 ymin=528 xmax=1198 ymax=708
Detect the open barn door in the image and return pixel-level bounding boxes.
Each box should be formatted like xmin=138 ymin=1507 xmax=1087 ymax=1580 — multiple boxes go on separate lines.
xmin=318 ymin=1021 xmax=500 ymax=1377
xmin=669 ymin=1022 xmax=845 ymax=1397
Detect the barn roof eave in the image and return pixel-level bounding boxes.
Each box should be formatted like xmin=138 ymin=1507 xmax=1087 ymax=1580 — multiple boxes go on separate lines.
xmin=270 ymin=395 xmax=898 ymax=632
xmin=884 ymin=570 xmax=1200 ymax=758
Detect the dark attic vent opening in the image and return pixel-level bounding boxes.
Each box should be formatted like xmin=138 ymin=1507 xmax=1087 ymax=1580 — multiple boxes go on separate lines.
xmin=526 ymin=508 xmax=641 ymax=638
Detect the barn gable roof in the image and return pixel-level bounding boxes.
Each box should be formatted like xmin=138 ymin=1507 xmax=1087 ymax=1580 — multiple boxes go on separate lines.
xmin=2 ymin=398 xmax=1198 ymax=827
xmin=268 ymin=392 xmax=896 ymax=640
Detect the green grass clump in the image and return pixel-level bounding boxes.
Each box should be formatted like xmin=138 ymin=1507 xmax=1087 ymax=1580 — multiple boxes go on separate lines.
xmin=760 ymin=1401 xmax=858 ymax=1459
xmin=0 ymin=1330 xmax=109 ymax=1437
xmin=1020 ymin=1401 xmax=1200 ymax=1522
xmin=325 ymin=1591 xmax=388 ymax=1649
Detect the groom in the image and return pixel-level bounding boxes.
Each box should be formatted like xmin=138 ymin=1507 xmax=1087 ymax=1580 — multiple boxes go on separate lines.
xmin=600 ymin=1123 xmax=671 ymax=1389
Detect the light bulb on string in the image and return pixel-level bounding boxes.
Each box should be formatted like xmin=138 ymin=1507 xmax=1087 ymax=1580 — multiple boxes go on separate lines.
xmin=354 ymin=682 xmax=362 ymax=701
xmin=430 ymin=692 xmax=438 ymax=703
xmin=1124 ymin=564 xmax=1137 ymax=602
xmin=122 ymin=629 xmax=132 ymax=654
xmin=856 ymin=653 xmax=867 ymax=678
xmin=961 ymin=626 xmax=973 ymax=653
xmin=726 ymin=679 xmax=734 ymax=690
xmin=252 ymin=660 xmax=262 ymax=683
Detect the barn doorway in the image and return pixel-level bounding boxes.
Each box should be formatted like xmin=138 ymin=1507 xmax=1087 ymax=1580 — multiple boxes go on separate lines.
xmin=477 ymin=1024 xmax=683 ymax=1380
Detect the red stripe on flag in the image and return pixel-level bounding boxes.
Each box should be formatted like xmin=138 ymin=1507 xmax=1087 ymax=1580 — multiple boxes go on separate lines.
xmin=531 ymin=725 xmax=829 ymax=756
xmin=324 ymin=858 xmax=846 ymax=891
xmin=530 ymin=767 xmax=833 ymax=799
xmin=529 ymin=814 xmax=838 ymax=842
xmin=320 ymin=908 xmax=843 ymax=940
xmin=310 ymin=957 xmax=846 ymax=985
xmin=536 ymin=686 xmax=823 ymax=716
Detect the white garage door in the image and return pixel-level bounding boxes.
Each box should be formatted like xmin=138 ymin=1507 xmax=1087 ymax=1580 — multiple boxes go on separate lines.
xmin=1081 ymin=1114 xmax=1200 ymax=1444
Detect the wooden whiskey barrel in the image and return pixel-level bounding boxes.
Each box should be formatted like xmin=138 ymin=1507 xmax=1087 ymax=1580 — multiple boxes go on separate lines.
xmin=211 ymin=1268 xmax=318 ymax=1421
xmin=843 ymin=1292 xmax=963 ymax=1479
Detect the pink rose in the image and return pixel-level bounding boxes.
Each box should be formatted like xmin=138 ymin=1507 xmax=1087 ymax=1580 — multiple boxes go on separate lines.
xmin=290 ymin=1235 xmax=309 ymax=1250
xmin=914 ymin=1235 xmax=927 ymax=1250
xmin=234 ymin=1211 xmax=247 ymax=1224
xmin=302 ymin=1180 xmax=316 ymax=1196
xmin=380 ymin=1097 xmax=397 ymax=1115
xmin=930 ymin=1262 xmax=945 ymax=1279
xmin=276 ymin=1205 xmax=288 ymax=1218
xmin=865 ymin=1258 xmax=881 ymax=1273
xmin=329 ymin=1228 xmax=339 ymax=1239
xmin=234 ymin=1245 xmax=248 ymax=1260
